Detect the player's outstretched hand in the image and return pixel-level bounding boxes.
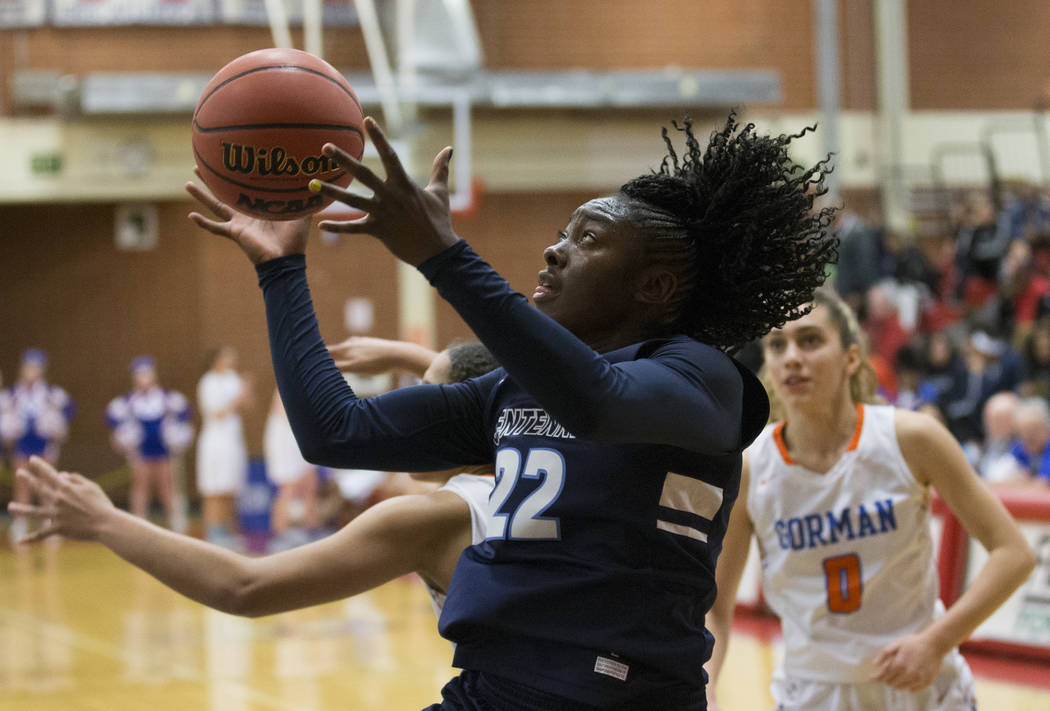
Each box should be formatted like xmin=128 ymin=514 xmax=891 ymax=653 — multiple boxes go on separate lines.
xmin=8 ymin=456 xmax=115 ymax=543
xmin=328 ymin=336 xmax=437 ymax=376
xmin=311 ymin=116 xmax=460 ymax=267
xmin=870 ymin=632 xmax=943 ymax=692
xmin=185 ymin=174 xmax=312 ymax=264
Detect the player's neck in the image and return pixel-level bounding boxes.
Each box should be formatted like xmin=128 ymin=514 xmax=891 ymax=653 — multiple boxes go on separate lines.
xmin=782 ymin=394 xmax=858 ymax=463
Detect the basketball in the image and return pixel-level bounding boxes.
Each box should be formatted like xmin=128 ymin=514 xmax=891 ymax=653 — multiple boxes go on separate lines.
xmin=192 ymin=48 xmax=365 ymax=221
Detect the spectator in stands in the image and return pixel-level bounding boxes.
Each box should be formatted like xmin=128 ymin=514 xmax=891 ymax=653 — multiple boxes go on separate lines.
xmin=864 ymin=281 xmax=913 ymax=371
xmin=917 ymin=331 xmax=966 ymax=421
xmin=894 ymin=343 xmax=939 ymax=414
xmin=915 ymin=233 xmax=964 ymax=333
xmin=888 ymin=231 xmax=942 ymax=297
xmin=833 ymin=208 xmax=884 ymax=315
xmin=1020 ymin=319 xmax=1050 ymax=398
xmin=1001 ymin=181 xmax=1050 ymax=240
xmin=941 ymin=327 xmax=1023 ymax=445
xmin=999 ymin=238 xmax=1050 ymax=341
xmin=1006 ymin=397 xmax=1050 ymax=487
xmin=954 ymin=191 xmax=1012 ymax=309
xmin=978 ymin=391 xmax=1022 ymax=483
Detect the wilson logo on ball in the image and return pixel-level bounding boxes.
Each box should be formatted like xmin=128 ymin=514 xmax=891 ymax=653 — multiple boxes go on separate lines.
xmin=235 ymin=193 xmax=326 ymax=215
xmin=191 ymin=48 xmax=365 ymax=221
xmin=220 ymin=143 xmax=340 ymax=178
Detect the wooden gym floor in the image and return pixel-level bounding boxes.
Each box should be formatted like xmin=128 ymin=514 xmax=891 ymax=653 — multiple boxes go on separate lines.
xmin=1 ymin=542 xmax=1048 ymax=711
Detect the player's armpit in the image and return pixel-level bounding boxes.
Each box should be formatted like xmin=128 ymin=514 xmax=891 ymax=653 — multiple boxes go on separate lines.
xmin=235 ymin=491 xmax=472 ymax=617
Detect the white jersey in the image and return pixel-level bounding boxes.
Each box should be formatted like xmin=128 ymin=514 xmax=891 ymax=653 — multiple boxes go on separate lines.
xmin=747 ymin=404 xmax=965 ymax=684
xmin=263 ymin=406 xmax=312 ymax=485
xmin=425 ymin=474 xmax=493 ymax=617
xmin=195 ymin=371 xmax=247 ymax=496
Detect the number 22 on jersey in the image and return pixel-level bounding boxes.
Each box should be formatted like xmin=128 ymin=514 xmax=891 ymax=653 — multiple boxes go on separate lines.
xmin=485 ymin=447 xmax=565 ymax=541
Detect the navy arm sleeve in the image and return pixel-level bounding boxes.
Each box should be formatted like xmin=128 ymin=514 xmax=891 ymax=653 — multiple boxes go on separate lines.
xmin=419 ymin=242 xmax=754 ymax=454
xmin=256 ymin=255 xmax=493 ymax=471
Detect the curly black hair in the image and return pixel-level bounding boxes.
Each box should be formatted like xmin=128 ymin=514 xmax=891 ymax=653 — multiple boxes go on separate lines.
xmin=620 ymin=113 xmax=838 ymax=352
xmin=446 ymin=341 xmax=500 ymax=383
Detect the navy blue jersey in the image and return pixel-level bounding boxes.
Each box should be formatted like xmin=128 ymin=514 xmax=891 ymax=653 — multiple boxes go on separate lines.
xmin=256 ymin=243 xmax=768 ymax=707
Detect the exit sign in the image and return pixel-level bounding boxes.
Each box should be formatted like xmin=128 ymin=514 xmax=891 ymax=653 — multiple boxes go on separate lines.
xmin=30 ymin=152 xmax=62 ymax=174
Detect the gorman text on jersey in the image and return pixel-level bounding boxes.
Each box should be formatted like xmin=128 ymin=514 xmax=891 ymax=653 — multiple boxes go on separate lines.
xmin=774 ymin=498 xmax=898 ymax=550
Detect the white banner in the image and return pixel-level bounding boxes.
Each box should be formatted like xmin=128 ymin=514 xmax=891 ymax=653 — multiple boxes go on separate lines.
xmin=51 ymin=0 xmax=215 ymax=26
xmin=967 ymin=520 xmax=1050 ymax=648
xmin=0 ymin=0 xmax=46 ymax=27
xmin=218 ymin=0 xmax=357 ymax=27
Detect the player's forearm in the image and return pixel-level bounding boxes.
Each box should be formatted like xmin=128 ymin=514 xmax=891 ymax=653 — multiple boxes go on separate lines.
xmin=923 ymin=543 xmax=1035 ymax=655
xmin=256 ymin=255 xmax=491 ymax=471
xmin=386 ymin=341 xmax=438 ymax=377
xmin=96 ymin=507 xmax=256 ymax=615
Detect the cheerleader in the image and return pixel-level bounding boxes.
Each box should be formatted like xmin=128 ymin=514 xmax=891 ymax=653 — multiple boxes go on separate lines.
xmin=2 ymin=349 xmax=74 ymax=543
xmin=105 ymin=356 xmax=193 ymax=532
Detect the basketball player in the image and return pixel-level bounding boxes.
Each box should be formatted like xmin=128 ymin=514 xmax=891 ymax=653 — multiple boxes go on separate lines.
xmin=705 ymin=288 xmax=1036 ymax=711
xmin=10 ymin=341 xmax=498 ymax=622
xmin=181 ymin=114 xmax=835 ymax=710
xmin=105 ymin=356 xmax=193 ymax=531
xmin=195 ymin=345 xmax=249 ymax=546
xmin=18 ymin=113 xmax=835 ymax=708
xmin=2 ymin=348 xmax=74 ymax=543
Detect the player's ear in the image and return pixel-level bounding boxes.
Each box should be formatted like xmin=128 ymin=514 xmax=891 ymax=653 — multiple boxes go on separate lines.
xmin=845 ymin=343 xmax=862 ymax=377
xmin=633 ymin=265 xmax=677 ymax=307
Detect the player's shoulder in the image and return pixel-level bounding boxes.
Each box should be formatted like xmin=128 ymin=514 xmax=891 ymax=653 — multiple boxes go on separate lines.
xmin=891 ymin=405 xmax=960 ymax=465
xmin=642 ymin=334 xmax=724 ymax=358
xmin=891 ymin=405 xmax=944 ymax=445
xmin=638 ymin=335 xmax=740 ymax=380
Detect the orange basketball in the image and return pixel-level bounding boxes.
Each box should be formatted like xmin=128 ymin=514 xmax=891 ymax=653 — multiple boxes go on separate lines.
xmin=192 ymin=48 xmax=365 ymax=221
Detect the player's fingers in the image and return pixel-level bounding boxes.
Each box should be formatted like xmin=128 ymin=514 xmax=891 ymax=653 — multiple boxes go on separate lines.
xmin=19 ymin=526 xmax=59 ymax=545
xmin=26 ymin=456 xmax=63 ymax=487
xmin=185 ymin=181 xmax=233 ymax=220
xmin=317 ymin=217 xmax=374 ymax=234
xmin=871 ymin=643 xmax=897 ymax=669
xmin=14 ymin=470 xmax=44 ymax=501
xmin=362 ymin=117 xmax=412 ymax=184
xmin=188 ymin=212 xmax=236 ymax=239
xmin=307 ymin=180 xmax=376 ymax=213
xmin=24 ymin=455 xmax=62 ymax=493
xmin=320 ymin=143 xmax=385 ymax=193
xmin=880 ymin=664 xmax=908 ymax=688
xmin=428 ymin=147 xmax=453 ymax=189
xmin=7 ymin=502 xmax=55 ymax=517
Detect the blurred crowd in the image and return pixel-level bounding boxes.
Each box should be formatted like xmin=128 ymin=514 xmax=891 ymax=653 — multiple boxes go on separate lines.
xmin=832 ymin=182 xmax=1050 ymax=488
